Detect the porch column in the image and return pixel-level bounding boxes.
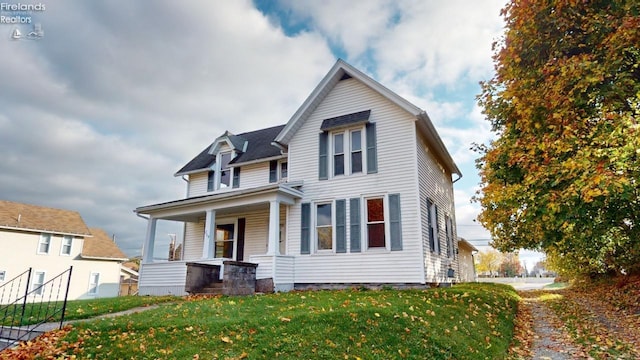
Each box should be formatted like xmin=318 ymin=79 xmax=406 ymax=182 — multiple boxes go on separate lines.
xmin=267 ymin=200 xmax=280 ymax=255
xmin=142 ymin=217 xmax=157 ymax=264
xmin=203 ymin=209 xmax=216 ymax=258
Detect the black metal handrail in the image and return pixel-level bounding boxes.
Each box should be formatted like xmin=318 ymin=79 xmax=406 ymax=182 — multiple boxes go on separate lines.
xmin=0 ymin=266 xmax=72 ymax=350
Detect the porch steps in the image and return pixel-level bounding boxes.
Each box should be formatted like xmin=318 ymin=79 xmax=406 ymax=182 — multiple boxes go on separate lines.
xmin=197 ymin=282 xmax=224 ymax=295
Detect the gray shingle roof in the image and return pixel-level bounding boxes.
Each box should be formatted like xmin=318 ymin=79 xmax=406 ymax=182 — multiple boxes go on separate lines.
xmin=320 ymin=110 xmax=371 ymax=131
xmin=175 ymin=125 xmax=286 ymax=175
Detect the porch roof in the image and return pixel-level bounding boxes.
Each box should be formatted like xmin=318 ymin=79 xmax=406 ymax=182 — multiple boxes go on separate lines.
xmin=134 ymin=183 xmax=303 ymax=221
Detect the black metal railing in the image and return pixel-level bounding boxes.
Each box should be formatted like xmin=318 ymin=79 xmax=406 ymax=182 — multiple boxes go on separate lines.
xmin=0 ymin=266 xmax=73 ymax=350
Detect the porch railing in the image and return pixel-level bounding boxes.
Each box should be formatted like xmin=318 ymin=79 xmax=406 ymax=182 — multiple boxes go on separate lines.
xmin=0 ymin=267 xmax=73 ymax=350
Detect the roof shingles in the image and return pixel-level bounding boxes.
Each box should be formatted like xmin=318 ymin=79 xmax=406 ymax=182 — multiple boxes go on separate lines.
xmin=82 ymin=228 xmax=128 ymax=260
xmin=176 ymin=124 xmax=285 ymax=175
xmin=0 ymin=200 xmax=91 ymax=236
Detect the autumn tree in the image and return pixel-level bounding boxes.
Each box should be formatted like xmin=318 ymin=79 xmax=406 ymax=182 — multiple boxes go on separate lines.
xmin=476 ymin=249 xmax=502 ymax=276
xmin=476 ymin=0 xmax=640 ymax=277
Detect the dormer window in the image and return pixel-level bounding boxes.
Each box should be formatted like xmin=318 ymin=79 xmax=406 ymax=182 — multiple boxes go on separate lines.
xmin=218 ymin=152 xmax=232 ymax=189
xmin=207 ymin=151 xmax=238 ymax=191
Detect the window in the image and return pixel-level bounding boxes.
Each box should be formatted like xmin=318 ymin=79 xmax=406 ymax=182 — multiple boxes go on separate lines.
xmin=32 ymin=271 xmax=45 ymax=295
xmin=88 ymin=272 xmax=100 ymax=295
xmin=219 ymin=152 xmax=232 ymax=189
xmin=38 ymin=234 xmax=51 ymax=254
xmin=366 ymin=198 xmax=386 ymax=248
xmin=333 ymin=133 xmax=345 ymax=176
xmin=0 ymin=271 xmax=5 ymax=282
xmin=270 ymin=160 xmax=288 ymax=183
xmin=316 ymin=203 xmax=333 ymax=250
xmin=207 ymin=171 xmax=215 ymax=192
xmin=61 ymin=236 xmax=73 ymax=255
xmin=350 ymin=130 xmax=363 ymax=174
xmin=280 ymin=161 xmax=288 ymax=180
xmin=327 ymin=126 xmax=368 ymax=178
xmin=215 ymin=223 xmax=235 ymax=258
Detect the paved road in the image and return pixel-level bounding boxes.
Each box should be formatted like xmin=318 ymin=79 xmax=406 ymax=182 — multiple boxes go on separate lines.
xmin=476 ymin=277 xmax=556 ymax=290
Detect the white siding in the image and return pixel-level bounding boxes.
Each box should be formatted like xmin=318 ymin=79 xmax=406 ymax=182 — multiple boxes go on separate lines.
xmin=237 ymin=162 xmax=272 ymax=190
xmin=188 ymin=173 xmax=208 ymax=197
xmin=287 ymin=78 xmax=424 ymax=284
xmin=183 ymin=220 xmax=204 ymax=260
xmin=416 ymin=132 xmax=458 ymax=283
xmin=138 ymin=261 xmax=188 ymax=296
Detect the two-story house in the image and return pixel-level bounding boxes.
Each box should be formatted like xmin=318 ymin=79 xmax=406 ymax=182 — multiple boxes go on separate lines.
xmin=135 ymin=60 xmax=461 ymax=295
xmin=0 ymin=200 xmax=128 ymax=300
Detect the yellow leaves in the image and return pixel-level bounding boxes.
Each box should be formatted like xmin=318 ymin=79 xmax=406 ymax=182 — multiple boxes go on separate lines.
xmin=279 ymin=316 xmax=291 ymax=322
xmin=220 ymin=336 xmax=232 ymax=344
xmin=374 ymin=312 xmax=380 ymax=317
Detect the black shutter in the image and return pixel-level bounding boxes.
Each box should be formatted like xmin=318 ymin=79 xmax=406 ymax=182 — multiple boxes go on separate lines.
xmin=301 ymin=203 xmax=310 ymax=254
xmin=427 ymin=198 xmax=435 ymax=252
xmin=350 ymin=198 xmax=361 ymax=252
xmin=389 ymin=194 xmax=402 ymax=251
xmin=236 ymin=218 xmax=246 ymax=261
xmin=435 ymin=205 xmax=441 ymax=255
xmin=232 ymin=167 xmax=241 ymax=188
xmin=269 ymin=160 xmax=278 ymax=183
xmin=319 ymin=132 xmax=328 ymax=180
xmin=336 ymin=199 xmax=346 ymax=253
xmin=366 ymin=122 xmax=377 ymax=174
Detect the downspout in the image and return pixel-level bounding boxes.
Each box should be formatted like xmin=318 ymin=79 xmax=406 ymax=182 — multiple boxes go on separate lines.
xmin=452 ymin=173 xmax=462 ymax=183
xmin=182 ymin=175 xmax=190 ymax=197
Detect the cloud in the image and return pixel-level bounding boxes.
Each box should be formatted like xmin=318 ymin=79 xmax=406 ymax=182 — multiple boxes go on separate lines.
xmin=0 ymin=1 xmax=335 ymax=256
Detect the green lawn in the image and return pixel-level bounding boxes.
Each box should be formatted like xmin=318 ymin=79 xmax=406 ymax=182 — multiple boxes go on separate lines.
xmin=1 ymin=295 xmax=179 ymax=326
xmin=55 ymin=283 xmax=519 ymax=360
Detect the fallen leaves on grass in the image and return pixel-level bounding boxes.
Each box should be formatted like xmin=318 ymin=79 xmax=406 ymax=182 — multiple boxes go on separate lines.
xmin=0 ymin=325 xmax=79 ymax=360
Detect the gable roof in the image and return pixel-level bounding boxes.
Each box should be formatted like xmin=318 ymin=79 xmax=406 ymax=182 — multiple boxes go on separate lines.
xmin=81 ymin=227 xmax=129 ymax=261
xmin=0 ymin=200 xmax=91 ymax=236
xmin=274 ymin=59 xmax=461 ymax=178
xmin=175 ymin=124 xmax=286 ymax=176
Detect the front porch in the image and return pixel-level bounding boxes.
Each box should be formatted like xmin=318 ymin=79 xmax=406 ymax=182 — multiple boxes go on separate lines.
xmin=135 ymin=184 xmax=303 ymax=296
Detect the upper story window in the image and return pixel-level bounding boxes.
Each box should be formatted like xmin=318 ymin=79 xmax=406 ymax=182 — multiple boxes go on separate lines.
xmin=331 ymin=129 xmax=365 ymax=177
xmin=38 ymin=233 xmax=51 ymax=254
xmin=319 ymin=111 xmax=376 ymax=180
xmin=60 ymin=235 xmax=73 ymax=256
xmin=219 ymin=152 xmax=232 ymax=189
xmin=269 ymin=160 xmax=288 ymax=183
xmin=208 ymin=151 xmax=239 ymax=191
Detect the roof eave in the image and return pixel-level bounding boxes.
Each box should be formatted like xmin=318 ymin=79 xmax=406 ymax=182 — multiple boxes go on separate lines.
xmin=80 ymin=255 xmax=129 ymax=262
xmin=416 ymin=112 xmax=462 ymax=178
xmin=0 ymin=225 xmax=91 ymax=237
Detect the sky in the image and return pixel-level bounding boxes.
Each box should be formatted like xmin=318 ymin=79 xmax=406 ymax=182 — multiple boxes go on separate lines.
xmin=0 ymin=0 xmax=542 ymax=266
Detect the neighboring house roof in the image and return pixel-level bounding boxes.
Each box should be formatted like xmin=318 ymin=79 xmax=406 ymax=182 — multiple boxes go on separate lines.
xmin=81 ymin=228 xmax=129 ymax=261
xmin=274 ymin=59 xmax=462 ymax=178
xmin=458 ymin=237 xmax=479 ymax=253
xmin=121 ymin=264 xmax=139 ymax=278
xmin=175 ymin=125 xmax=286 ymax=176
xmin=0 ymin=200 xmax=91 ymax=236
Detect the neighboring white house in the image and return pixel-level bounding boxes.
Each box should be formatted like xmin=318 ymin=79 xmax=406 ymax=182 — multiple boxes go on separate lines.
xmin=457 ymin=237 xmax=478 ymax=282
xmin=136 ymin=59 xmax=462 ymax=294
xmin=0 ymin=200 xmax=128 ymax=300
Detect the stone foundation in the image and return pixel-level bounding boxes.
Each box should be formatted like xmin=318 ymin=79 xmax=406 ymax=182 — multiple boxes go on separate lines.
xmin=222 ymin=261 xmax=258 ymax=296
xmin=256 ymin=278 xmax=274 ymax=293
xmin=294 ymin=283 xmax=429 ymax=291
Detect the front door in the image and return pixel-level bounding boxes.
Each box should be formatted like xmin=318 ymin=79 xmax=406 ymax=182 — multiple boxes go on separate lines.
xmin=214 ymin=218 xmax=246 ymax=260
